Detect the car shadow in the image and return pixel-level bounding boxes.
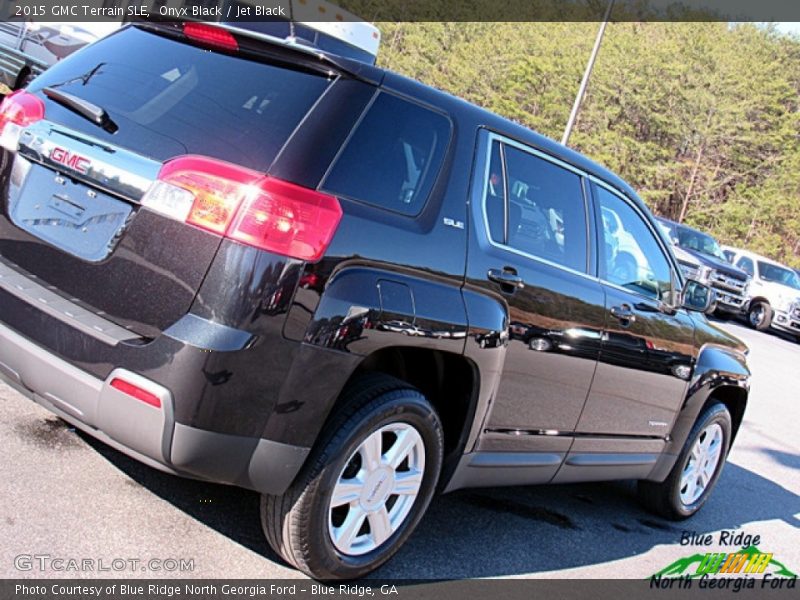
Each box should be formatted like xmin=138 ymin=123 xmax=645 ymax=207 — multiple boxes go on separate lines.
xmin=79 ymin=433 xmax=799 ymax=579
xmin=378 ymin=463 xmax=800 ymax=578
xmin=760 ymin=448 xmax=800 ymax=471
xmin=79 ymin=434 xmax=284 ymax=566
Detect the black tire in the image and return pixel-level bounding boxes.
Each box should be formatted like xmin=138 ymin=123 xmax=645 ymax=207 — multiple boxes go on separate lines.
xmin=14 ymin=68 xmax=33 ymax=90
xmin=747 ymin=301 xmax=773 ymax=331
xmin=261 ymin=374 xmax=443 ymax=580
xmin=637 ymin=402 xmax=732 ymax=520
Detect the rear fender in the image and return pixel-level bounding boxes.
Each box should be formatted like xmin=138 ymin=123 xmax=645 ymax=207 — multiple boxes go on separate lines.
xmin=261 ymin=264 xmax=469 ymax=448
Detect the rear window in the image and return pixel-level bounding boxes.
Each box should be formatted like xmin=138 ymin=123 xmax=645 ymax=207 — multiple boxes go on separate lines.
xmin=322 ymin=93 xmax=451 ymax=216
xmin=28 ymin=26 xmax=332 ymax=171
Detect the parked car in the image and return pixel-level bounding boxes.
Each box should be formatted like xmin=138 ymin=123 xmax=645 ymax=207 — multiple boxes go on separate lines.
xmin=656 ymin=218 xmax=750 ymax=316
xmin=0 ymin=22 xmax=119 ymax=90
xmin=0 ymin=21 xmax=750 ymax=579
xmin=722 ymin=247 xmax=800 ymax=339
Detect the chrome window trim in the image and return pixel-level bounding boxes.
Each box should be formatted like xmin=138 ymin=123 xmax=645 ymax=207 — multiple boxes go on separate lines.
xmin=477 ymin=131 xmax=685 ymax=308
xmin=602 ymin=280 xmax=667 ymax=308
xmin=499 ymin=142 xmax=510 ymax=243
xmin=480 ymin=132 xmax=593 ymax=280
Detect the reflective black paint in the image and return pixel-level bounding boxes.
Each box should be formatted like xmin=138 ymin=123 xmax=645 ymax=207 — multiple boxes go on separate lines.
xmin=0 ymin=34 xmax=752 ymax=496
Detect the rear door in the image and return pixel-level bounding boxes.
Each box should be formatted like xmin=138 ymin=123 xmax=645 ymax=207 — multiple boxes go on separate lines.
xmin=0 ymin=25 xmax=336 ymax=336
xmin=466 ymin=132 xmax=606 ymax=455
xmin=577 ymin=183 xmax=695 ymax=438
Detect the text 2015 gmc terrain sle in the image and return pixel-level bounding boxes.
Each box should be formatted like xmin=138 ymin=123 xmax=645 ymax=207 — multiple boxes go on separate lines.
xmin=0 ymin=22 xmax=749 ymax=580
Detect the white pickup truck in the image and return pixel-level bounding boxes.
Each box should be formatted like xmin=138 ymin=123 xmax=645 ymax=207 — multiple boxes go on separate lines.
xmin=723 ymin=246 xmax=800 ymax=340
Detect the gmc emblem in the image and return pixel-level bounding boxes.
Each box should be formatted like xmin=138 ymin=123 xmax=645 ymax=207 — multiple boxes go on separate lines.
xmin=50 ymin=147 xmax=90 ymax=175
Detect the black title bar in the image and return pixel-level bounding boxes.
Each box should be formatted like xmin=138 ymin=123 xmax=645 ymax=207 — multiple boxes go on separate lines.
xmin=3 ymin=0 xmax=800 ymax=23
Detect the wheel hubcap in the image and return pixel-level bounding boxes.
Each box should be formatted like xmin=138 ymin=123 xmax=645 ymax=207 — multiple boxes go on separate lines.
xmin=328 ymin=423 xmax=425 ymax=556
xmin=750 ymin=305 xmax=764 ymax=326
xmin=680 ymin=423 xmax=723 ymax=506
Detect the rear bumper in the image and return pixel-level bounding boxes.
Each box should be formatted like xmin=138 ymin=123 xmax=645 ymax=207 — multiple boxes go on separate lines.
xmin=0 ymin=319 xmax=309 ymax=494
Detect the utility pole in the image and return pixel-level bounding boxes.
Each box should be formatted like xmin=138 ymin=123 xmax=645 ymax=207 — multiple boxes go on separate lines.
xmin=561 ymin=0 xmax=615 ymax=146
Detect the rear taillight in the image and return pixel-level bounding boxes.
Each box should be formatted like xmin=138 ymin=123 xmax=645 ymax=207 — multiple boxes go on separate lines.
xmin=142 ymin=155 xmax=342 ymax=261
xmin=0 ymin=90 xmax=45 ymax=151
xmin=0 ymin=90 xmax=44 ymax=132
xmin=183 ymin=22 xmax=239 ymax=52
xmin=110 ymin=378 xmax=162 ymax=409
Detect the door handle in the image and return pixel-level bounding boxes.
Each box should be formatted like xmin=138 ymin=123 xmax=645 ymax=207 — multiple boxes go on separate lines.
xmin=610 ymin=304 xmax=636 ymax=326
xmin=488 ymin=268 xmax=525 ymax=291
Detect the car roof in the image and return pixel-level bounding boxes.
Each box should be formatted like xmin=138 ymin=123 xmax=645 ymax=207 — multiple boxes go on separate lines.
xmin=146 ymin=22 xmax=653 ymax=217
xmin=656 ymin=217 xmax=709 ymax=236
xmin=380 ymin=69 xmax=648 ymax=211
xmin=726 ymin=247 xmax=789 ymax=269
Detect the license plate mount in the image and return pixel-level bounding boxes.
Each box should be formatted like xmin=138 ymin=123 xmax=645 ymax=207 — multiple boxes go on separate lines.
xmin=9 ymin=163 xmax=133 ymax=262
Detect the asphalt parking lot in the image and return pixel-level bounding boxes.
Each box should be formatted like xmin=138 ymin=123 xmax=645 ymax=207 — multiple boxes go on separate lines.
xmin=1 ymin=319 xmax=798 ymax=580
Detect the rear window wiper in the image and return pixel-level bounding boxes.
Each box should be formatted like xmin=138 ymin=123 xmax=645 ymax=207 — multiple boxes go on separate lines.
xmin=48 ymin=62 xmax=107 ymax=89
xmin=43 ymin=87 xmax=118 ymax=134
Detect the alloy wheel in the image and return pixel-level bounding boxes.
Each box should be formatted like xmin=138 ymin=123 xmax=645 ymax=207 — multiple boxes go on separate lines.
xmin=749 ymin=304 xmax=765 ymax=327
xmin=328 ymin=423 xmax=425 ymax=556
xmin=679 ymin=423 xmax=724 ymax=506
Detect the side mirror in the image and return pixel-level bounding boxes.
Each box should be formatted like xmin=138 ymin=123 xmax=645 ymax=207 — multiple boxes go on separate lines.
xmin=682 ymin=279 xmax=715 ymax=313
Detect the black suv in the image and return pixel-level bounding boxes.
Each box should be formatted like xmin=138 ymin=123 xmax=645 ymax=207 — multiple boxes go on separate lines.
xmin=0 ymin=23 xmax=750 ymax=580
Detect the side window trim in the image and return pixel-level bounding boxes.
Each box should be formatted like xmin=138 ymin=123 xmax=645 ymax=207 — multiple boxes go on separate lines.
xmin=499 ymin=142 xmax=510 ymax=244
xmin=481 ymin=131 xmax=592 ymax=276
xmin=583 ymin=176 xmax=600 ymax=278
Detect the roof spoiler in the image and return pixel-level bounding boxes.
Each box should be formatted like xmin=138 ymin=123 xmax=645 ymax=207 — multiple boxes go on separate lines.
xmin=134 ymin=20 xmax=384 ymax=85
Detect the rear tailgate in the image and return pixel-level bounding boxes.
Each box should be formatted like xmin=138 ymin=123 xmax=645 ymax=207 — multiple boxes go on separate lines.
xmin=0 ymin=25 xmax=333 ymax=337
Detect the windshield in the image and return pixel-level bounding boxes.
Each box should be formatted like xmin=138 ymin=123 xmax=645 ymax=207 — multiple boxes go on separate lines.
xmin=657 ymin=220 xmax=677 ymax=242
xmin=676 ymin=226 xmax=726 ymax=260
xmin=758 ymin=262 xmax=800 ymax=289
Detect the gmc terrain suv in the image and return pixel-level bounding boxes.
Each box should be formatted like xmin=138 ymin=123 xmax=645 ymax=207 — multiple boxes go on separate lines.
xmin=657 ymin=218 xmax=750 ymax=317
xmin=0 ymin=22 xmax=750 ymax=579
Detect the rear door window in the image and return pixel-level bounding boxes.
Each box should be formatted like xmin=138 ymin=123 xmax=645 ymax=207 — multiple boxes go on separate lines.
xmin=28 ymin=26 xmax=332 ymax=171
xmin=484 ymin=141 xmax=588 ymax=273
xmin=322 ymin=93 xmax=451 ymax=216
